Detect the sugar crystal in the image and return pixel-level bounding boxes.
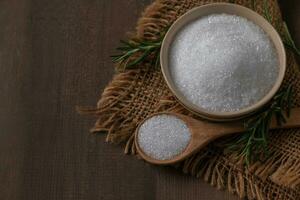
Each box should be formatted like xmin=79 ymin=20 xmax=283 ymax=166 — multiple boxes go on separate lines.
xmin=137 ymin=114 xmax=191 ymax=160
xmin=169 ymin=14 xmax=279 ymax=112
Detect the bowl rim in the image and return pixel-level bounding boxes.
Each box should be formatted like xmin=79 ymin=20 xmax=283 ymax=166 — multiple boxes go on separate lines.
xmin=160 ymin=3 xmax=286 ymax=121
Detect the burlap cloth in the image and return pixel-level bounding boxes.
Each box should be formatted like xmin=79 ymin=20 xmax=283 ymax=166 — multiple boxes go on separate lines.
xmin=88 ymin=0 xmax=300 ymax=199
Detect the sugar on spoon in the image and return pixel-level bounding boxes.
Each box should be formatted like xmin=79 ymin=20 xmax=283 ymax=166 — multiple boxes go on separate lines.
xmin=135 ymin=108 xmax=300 ymax=165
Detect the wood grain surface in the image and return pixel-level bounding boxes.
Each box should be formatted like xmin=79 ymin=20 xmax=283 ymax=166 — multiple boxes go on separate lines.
xmin=0 ymin=0 xmax=298 ymax=200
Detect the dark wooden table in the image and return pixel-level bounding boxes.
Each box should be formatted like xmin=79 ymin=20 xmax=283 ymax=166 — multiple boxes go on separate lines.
xmin=0 ymin=1 xmax=299 ymax=199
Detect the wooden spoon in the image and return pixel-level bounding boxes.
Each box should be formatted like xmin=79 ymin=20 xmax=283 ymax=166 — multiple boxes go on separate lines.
xmin=135 ymin=108 xmax=300 ymax=165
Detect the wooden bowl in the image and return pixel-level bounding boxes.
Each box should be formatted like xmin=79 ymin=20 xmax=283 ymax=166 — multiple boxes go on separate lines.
xmin=160 ymin=3 xmax=286 ymax=121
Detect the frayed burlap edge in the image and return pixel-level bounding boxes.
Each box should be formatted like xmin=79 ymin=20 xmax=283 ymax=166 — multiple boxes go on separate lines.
xmin=81 ymin=0 xmax=300 ymax=199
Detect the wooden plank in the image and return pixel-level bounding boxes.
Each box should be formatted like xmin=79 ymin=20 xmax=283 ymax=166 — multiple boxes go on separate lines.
xmin=0 ymin=0 xmax=299 ymax=200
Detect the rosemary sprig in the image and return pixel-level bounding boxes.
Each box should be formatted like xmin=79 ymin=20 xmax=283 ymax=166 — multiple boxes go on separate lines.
xmin=111 ymin=39 xmax=162 ymax=70
xmin=282 ymin=22 xmax=300 ymax=56
xmin=263 ymin=0 xmax=273 ymax=23
xmin=250 ymin=0 xmax=256 ymax=10
xmin=262 ymin=0 xmax=300 ymax=56
xmin=227 ymin=85 xmax=293 ymax=165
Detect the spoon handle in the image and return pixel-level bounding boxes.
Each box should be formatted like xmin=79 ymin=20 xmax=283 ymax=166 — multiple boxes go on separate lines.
xmin=178 ymin=108 xmax=300 ymax=159
xmin=188 ymin=107 xmax=300 ymax=138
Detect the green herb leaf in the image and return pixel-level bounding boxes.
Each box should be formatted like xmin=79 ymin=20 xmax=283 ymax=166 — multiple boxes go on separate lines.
xmin=251 ymin=0 xmax=256 ymax=10
xmin=226 ymin=84 xmax=293 ymax=165
xmin=263 ymin=0 xmax=273 ymax=23
xmin=282 ymin=22 xmax=300 ymax=56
